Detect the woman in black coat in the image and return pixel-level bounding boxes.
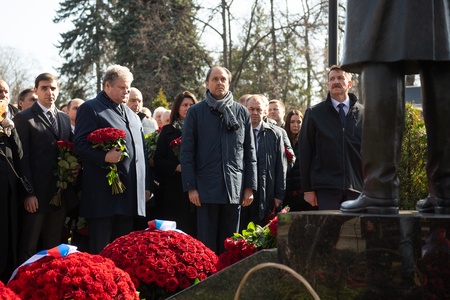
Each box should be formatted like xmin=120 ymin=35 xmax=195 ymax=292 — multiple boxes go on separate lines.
xmin=154 ymin=91 xmax=198 ymax=236
xmin=283 ymin=110 xmax=315 ymax=212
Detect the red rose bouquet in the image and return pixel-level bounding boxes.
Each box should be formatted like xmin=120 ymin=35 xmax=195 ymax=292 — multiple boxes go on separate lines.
xmin=50 ymin=140 xmax=79 ymax=206
xmin=169 ymin=136 xmax=182 ymax=159
xmin=285 ymin=145 xmax=294 ymax=164
xmin=217 ymin=206 xmax=290 ymax=270
xmin=0 ymin=281 xmax=20 ymax=300
xmin=7 ymin=251 xmax=139 ymax=300
xmin=87 ymin=127 xmax=129 ymax=194
xmin=100 ymin=227 xmax=218 ymax=299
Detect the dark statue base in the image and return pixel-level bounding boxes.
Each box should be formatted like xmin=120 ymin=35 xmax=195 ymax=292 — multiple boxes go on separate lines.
xmin=170 ymin=211 xmax=450 ymax=299
xmin=277 ymin=211 xmax=450 ymax=299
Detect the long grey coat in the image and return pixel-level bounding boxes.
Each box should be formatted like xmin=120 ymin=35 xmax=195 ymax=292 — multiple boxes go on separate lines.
xmin=341 ymin=0 xmax=450 ymax=74
xmin=74 ymin=91 xmax=148 ymax=218
xmin=181 ymin=100 xmax=257 ymax=204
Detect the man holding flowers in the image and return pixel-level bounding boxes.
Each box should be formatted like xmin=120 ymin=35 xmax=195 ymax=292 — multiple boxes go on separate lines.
xmin=74 ymin=65 xmax=150 ymax=254
xmin=14 ymin=73 xmax=72 ymax=264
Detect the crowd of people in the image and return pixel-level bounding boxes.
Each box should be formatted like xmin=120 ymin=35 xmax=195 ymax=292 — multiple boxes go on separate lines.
xmin=0 ymin=64 xmax=365 ymax=281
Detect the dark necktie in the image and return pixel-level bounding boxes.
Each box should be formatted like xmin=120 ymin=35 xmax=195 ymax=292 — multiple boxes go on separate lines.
xmin=253 ymin=128 xmax=259 ymax=152
xmin=337 ymin=103 xmax=346 ymax=126
xmin=47 ymin=111 xmax=58 ymax=134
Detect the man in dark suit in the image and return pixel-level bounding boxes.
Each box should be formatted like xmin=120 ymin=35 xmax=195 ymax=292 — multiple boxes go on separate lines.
xmin=74 ymin=65 xmax=150 ymax=254
xmin=14 ymin=73 xmax=72 ymax=264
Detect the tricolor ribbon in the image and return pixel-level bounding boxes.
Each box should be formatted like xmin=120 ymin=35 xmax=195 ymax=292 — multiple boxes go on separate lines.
xmin=147 ymin=219 xmax=186 ymax=234
xmin=9 ymin=244 xmax=78 ymax=282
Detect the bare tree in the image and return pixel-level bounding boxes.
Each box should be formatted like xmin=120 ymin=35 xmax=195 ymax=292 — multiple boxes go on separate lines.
xmin=0 ymin=46 xmax=36 ymax=105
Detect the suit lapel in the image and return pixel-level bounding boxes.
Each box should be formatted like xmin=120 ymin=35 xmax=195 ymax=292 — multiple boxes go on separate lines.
xmin=32 ymin=103 xmax=59 ymax=139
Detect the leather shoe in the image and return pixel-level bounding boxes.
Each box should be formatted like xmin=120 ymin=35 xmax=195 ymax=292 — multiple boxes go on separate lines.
xmin=340 ymin=193 xmax=398 ymax=214
xmin=435 ymin=197 xmax=450 ymax=214
xmin=416 ymin=195 xmax=436 ymax=213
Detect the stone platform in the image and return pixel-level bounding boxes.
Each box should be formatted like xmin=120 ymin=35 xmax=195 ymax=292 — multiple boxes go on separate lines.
xmin=170 ymin=211 xmax=450 ymax=299
xmin=277 ymin=211 xmax=450 ymax=299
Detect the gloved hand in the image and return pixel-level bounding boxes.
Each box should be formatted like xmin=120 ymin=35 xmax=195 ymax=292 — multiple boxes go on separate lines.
xmin=1 ymin=117 xmax=14 ymax=137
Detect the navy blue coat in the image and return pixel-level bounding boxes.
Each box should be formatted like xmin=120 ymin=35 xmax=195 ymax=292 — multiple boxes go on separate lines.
xmin=74 ymin=91 xmax=148 ymax=218
xmin=181 ymin=100 xmax=257 ymax=204
xmin=254 ymin=121 xmax=287 ymax=218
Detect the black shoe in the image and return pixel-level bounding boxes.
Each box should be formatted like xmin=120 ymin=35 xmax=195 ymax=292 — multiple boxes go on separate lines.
xmin=416 ymin=195 xmax=436 ymax=213
xmin=340 ymin=193 xmax=398 ymax=214
xmin=435 ymin=197 xmax=450 ymax=214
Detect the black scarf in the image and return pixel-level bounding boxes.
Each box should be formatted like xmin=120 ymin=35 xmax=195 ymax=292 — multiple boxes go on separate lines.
xmin=205 ymin=90 xmax=240 ymax=131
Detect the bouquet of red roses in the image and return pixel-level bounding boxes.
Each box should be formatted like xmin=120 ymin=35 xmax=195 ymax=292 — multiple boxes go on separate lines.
xmin=7 ymin=251 xmax=139 ymax=300
xmin=0 ymin=281 xmax=20 ymax=300
xmin=50 ymin=140 xmax=79 ymax=206
xmin=169 ymin=136 xmax=182 ymax=159
xmin=87 ymin=127 xmax=129 ymax=194
xmin=217 ymin=206 xmax=290 ymax=270
xmin=100 ymin=226 xmax=218 ymax=299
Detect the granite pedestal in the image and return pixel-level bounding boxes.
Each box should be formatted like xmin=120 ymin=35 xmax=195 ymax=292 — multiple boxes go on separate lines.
xmin=277 ymin=211 xmax=450 ymax=299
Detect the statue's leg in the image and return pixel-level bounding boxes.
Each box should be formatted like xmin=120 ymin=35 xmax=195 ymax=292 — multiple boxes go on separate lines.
xmin=341 ymin=62 xmax=403 ymax=214
xmin=419 ymin=61 xmax=450 ymax=214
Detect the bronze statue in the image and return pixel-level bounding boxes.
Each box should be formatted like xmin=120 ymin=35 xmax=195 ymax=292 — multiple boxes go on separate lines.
xmin=339 ymin=0 xmax=450 ymax=214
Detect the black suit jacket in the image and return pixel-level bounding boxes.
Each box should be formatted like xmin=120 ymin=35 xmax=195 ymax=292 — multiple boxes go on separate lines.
xmin=13 ymin=102 xmax=72 ymax=213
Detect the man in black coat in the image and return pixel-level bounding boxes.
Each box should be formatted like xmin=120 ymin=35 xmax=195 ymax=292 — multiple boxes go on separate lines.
xmin=74 ymin=65 xmax=150 ymax=254
xmin=14 ymin=73 xmax=72 ymax=263
xmin=340 ymin=0 xmax=450 ymax=214
xmin=299 ymin=65 xmax=363 ymax=210
xmin=0 ymin=79 xmax=22 ymax=281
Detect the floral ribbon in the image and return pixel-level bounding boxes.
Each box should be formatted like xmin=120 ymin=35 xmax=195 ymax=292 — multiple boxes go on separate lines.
xmin=9 ymin=244 xmax=78 ymax=282
xmin=147 ymin=219 xmax=186 ymax=234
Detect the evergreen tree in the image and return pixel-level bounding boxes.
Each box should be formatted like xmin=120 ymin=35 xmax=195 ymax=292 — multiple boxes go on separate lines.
xmin=111 ymin=0 xmax=210 ymax=107
xmin=54 ymin=0 xmax=115 ymax=98
xmin=151 ymin=88 xmax=170 ymax=110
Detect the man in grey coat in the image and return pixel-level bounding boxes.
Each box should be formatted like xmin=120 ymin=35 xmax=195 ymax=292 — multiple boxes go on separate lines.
xmin=181 ymin=66 xmax=257 ymax=253
xmin=74 ymin=65 xmax=150 ymax=253
xmin=242 ymin=94 xmax=287 ymax=227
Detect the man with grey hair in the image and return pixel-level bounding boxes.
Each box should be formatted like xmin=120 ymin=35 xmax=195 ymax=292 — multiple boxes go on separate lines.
xmin=242 ymin=94 xmax=287 ymax=227
xmin=74 ymin=64 xmax=151 ymax=254
xmin=126 ymin=87 xmax=155 ymax=135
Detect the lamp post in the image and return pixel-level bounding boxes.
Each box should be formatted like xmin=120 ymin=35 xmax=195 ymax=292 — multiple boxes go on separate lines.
xmin=328 ymin=0 xmax=338 ymax=66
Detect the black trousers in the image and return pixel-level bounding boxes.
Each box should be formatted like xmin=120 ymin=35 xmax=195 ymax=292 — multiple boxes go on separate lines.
xmin=87 ymin=215 xmax=134 ymax=254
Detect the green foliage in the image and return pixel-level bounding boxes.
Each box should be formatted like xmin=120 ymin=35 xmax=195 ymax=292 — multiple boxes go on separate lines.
xmin=151 ymin=88 xmax=170 ymax=110
xmin=54 ymin=0 xmax=115 ymax=97
xmin=399 ymin=103 xmax=428 ymax=209
xmin=233 ymin=221 xmax=276 ymax=249
xmin=111 ymin=0 xmax=209 ymax=105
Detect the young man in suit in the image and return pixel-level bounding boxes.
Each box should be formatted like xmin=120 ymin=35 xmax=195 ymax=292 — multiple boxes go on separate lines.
xmin=14 ymin=73 xmax=72 ymax=264
xmin=74 ymin=65 xmax=150 ymax=254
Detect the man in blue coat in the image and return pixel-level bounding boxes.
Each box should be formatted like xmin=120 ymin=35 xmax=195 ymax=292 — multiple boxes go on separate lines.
xmin=181 ymin=66 xmax=257 ymax=253
xmin=74 ymin=65 xmax=150 ymax=253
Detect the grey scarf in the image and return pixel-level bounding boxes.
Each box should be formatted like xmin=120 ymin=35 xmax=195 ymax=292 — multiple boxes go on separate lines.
xmin=205 ymin=90 xmax=240 ymax=131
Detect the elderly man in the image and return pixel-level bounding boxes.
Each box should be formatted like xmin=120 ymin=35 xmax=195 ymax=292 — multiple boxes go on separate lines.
xmin=242 ymin=94 xmax=287 ymax=227
xmin=126 ymin=87 xmax=155 ymax=135
xmin=0 ymin=79 xmax=22 ymax=281
xmin=74 ymin=65 xmax=151 ymax=253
